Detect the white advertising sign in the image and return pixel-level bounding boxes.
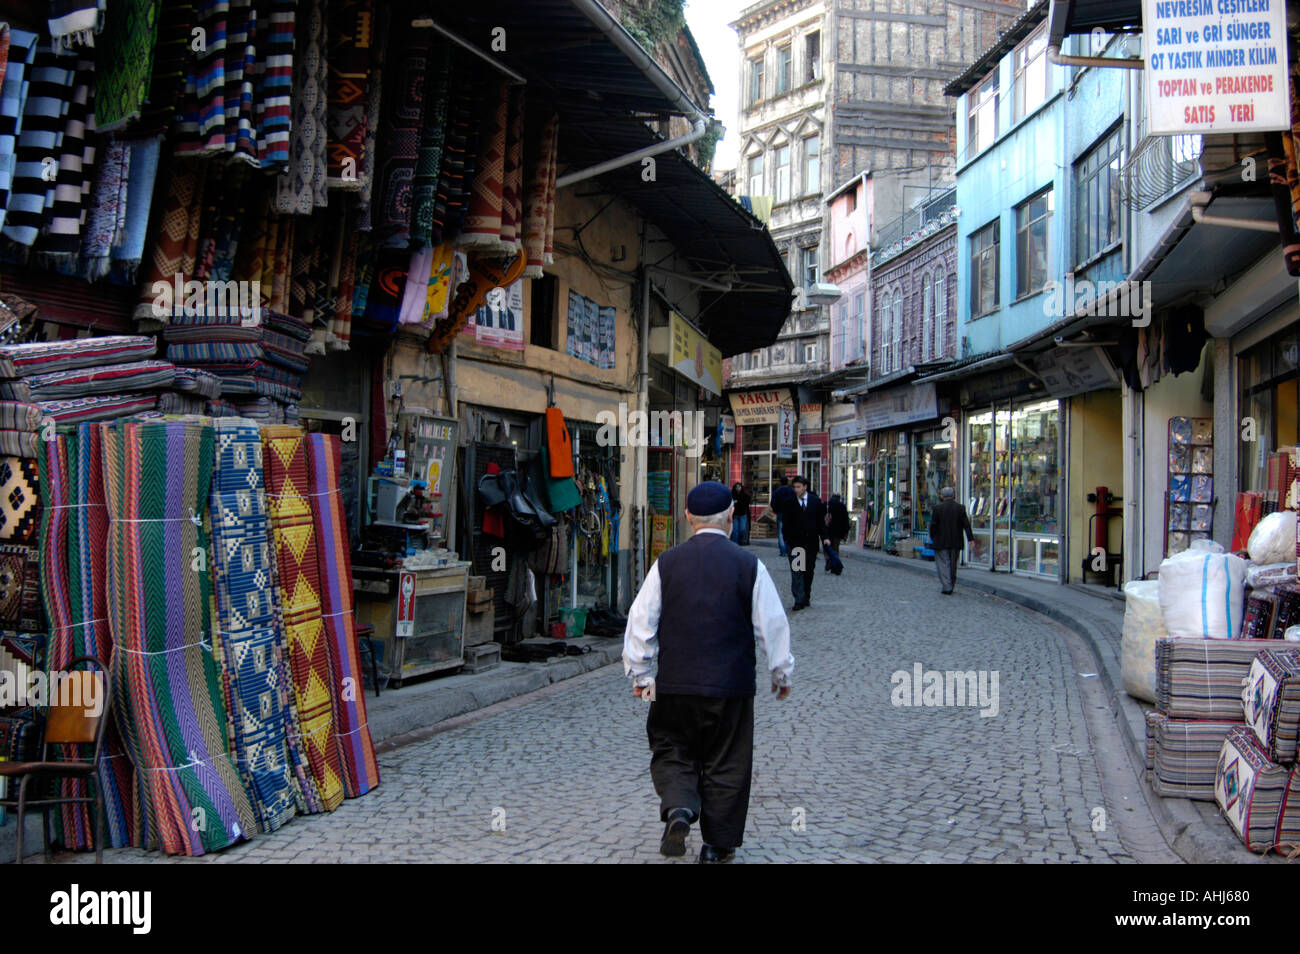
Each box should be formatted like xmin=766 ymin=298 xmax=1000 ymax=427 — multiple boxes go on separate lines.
xmin=1142 ymin=0 xmax=1291 ymax=135
xmin=777 ymin=406 xmax=797 ymax=457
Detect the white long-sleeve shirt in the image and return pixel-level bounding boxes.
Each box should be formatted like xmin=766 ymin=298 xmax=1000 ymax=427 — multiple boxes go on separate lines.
xmin=622 ymin=528 xmax=794 ymax=688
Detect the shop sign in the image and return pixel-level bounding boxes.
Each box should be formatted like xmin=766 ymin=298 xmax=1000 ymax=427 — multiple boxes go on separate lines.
xmin=778 ymin=405 xmax=797 ymax=456
xmin=719 ymin=413 xmax=735 ymax=445
xmin=396 ymin=571 xmax=416 ymax=638
xmin=728 ymin=388 xmax=792 ymax=425
xmin=1142 ymin=0 xmax=1290 ymax=135
xmin=669 ymin=311 xmax=722 ymax=396
xmin=799 ymin=402 xmax=822 ymax=432
xmin=1032 ymin=346 xmax=1119 ymax=398
xmin=857 ymin=382 xmax=938 ymax=431
xmin=829 ymin=419 xmax=864 ymax=441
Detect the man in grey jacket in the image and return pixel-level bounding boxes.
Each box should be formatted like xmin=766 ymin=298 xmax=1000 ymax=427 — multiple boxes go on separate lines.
xmin=928 ymin=486 xmax=974 ymax=595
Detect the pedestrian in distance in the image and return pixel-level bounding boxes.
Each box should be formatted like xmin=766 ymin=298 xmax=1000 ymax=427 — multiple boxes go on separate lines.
xmin=622 ymin=480 xmax=794 ymax=864
xmin=825 ymin=493 xmax=849 ymax=556
xmin=730 ymin=482 xmax=751 ymax=545
xmin=929 ymin=486 xmax=974 ymax=595
xmin=776 ymin=474 xmax=827 ymax=612
xmin=771 ymin=474 xmax=793 ymax=557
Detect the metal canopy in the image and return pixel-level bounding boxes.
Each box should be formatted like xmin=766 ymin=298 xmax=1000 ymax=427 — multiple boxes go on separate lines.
xmin=1047 ymin=0 xmax=1143 ymax=48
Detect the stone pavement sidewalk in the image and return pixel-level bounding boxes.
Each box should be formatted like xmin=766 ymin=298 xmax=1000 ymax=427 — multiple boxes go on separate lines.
xmin=811 ymin=540 xmax=1265 ymax=864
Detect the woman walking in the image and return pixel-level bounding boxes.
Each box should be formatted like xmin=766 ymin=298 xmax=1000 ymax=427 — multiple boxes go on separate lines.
xmin=730 ymin=482 xmax=751 ymax=545
xmin=825 ymin=493 xmax=850 ymax=555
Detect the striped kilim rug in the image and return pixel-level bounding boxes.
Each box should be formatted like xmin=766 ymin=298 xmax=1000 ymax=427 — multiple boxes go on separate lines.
xmin=306 ymin=434 xmax=378 ymax=797
xmin=261 ymin=425 xmax=344 ymax=812
xmin=1144 ymin=711 xmax=1243 ymax=801
xmin=1215 ymin=726 xmax=1300 ymax=853
xmin=208 ymin=419 xmax=303 ymax=832
xmin=38 ymin=424 xmax=135 ymax=849
xmin=1242 ymin=647 xmax=1300 ymax=764
xmin=101 ymin=419 xmax=256 ymax=855
xmin=1156 ymin=638 xmax=1282 ymax=720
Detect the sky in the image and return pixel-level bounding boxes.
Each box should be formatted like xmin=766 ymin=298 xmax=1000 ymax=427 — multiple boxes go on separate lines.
xmin=683 ymin=0 xmax=747 ymax=173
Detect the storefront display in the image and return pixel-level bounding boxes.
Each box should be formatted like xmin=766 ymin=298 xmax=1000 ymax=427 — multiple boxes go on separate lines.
xmin=1238 ymin=323 xmax=1299 ymax=496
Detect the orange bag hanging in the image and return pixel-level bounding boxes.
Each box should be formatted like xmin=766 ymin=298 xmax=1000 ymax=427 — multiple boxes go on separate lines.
xmin=546 ymin=407 xmax=573 ymax=477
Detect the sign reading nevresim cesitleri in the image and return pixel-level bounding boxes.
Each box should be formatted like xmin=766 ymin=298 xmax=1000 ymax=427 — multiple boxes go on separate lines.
xmin=1142 ymin=0 xmax=1290 ymax=135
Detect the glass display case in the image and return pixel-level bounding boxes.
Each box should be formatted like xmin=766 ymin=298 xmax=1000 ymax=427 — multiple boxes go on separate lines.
xmin=967 ymin=412 xmax=995 ymax=565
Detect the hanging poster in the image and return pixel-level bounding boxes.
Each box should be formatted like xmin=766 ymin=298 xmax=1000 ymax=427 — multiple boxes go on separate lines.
xmin=599 ymin=305 xmax=616 ymax=369
xmin=566 ymin=290 xmax=616 ymax=369
xmin=468 ymin=280 xmax=525 ymax=350
xmin=566 ymin=290 xmax=584 ymax=360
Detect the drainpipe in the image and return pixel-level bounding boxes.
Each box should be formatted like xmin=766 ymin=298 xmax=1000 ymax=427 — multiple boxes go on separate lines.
xmin=558 ymin=0 xmax=713 ymax=189
xmin=1190 ymin=204 xmax=1280 ymax=232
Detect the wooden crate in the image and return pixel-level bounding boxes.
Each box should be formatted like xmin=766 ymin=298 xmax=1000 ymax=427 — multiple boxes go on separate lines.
xmin=463 ymin=604 xmax=495 ymax=646
xmin=463 ymin=641 xmax=501 ymax=674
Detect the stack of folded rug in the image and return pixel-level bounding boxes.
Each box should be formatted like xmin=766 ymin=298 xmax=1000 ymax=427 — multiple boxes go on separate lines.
xmin=0 ymin=336 xmax=167 ymax=425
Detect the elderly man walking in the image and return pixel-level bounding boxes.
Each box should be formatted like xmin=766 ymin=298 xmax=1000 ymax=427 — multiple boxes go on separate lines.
xmin=623 ymin=480 xmax=794 ymax=864
xmin=929 ymin=486 xmax=974 ymax=595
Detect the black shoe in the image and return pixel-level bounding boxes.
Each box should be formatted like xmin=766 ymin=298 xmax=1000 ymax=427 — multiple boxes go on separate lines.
xmin=698 ymin=844 xmax=735 ymax=864
xmin=660 ymin=808 xmax=692 ymax=857
xmin=791 ymin=602 xmax=805 ymax=612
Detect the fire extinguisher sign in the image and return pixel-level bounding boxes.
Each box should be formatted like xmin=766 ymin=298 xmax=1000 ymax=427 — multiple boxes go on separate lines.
xmin=396 ymin=571 xmax=416 ymax=637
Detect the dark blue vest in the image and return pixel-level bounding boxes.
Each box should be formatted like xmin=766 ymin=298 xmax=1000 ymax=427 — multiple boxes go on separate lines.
xmin=655 ymin=531 xmax=759 ymax=698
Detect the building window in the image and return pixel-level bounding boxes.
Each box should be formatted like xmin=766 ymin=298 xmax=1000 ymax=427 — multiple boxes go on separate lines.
xmin=776 ymin=45 xmax=791 ymax=95
xmin=921 ymin=277 xmax=933 ymax=362
xmin=775 ymin=144 xmax=791 ymax=203
xmin=968 ymin=71 xmax=998 ymax=156
xmin=970 ymin=221 xmax=999 ymax=317
xmin=1074 ymin=127 xmax=1123 ymax=265
xmin=1015 ymin=189 xmax=1052 ymax=299
xmin=802 ymin=246 xmax=819 ymax=288
xmin=747 ymin=153 xmax=763 ymax=196
xmin=892 ymin=294 xmax=903 ymax=371
xmin=933 ymin=270 xmax=946 ymax=358
xmin=879 ymin=291 xmax=891 ymax=372
xmin=1013 ymin=25 xmax=1049 ymax=123
xmin=804 ymin=31 xmax=820 ymax=83
xmin=853 ymin=290 xmax=865 ymax=362
xmin=530 ymin=274 xmax=557 ymax=348
xmin=803 ymin=134 xmax=820 ymax=195
xmin=805 ymin=342 xmax=817 ymax=364
xmin=749 ymin=56 xmax=765 ymax=105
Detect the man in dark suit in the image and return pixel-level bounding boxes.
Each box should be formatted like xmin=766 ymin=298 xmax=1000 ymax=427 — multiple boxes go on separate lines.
xmin=929 ymin=486 xmax=974 ymax=595
xmin=778 ymin=475 xmax=827 ymax=611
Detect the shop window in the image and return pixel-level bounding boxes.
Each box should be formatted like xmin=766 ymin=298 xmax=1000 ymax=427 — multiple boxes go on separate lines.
xmin=1238 ymin=327 xmax=1300 ymax=494
xmin=775 ymin=145 xmax=791 ymax=203
xmin=530 ymin=274 xmax=557 ymax=348
xmin=970 ymin=220 xmax=999 ymax=317
xmin=803 ymin=134 xmax=820 ymax=195
xmin=1015 ymin=189 xmax=1052 ymax=299
xmin=804 ymin=31 xmax=821 ymax=83
xmin=1013 ymin=25 xmax=1048 ymax=123
xmin=967 ymin=71 xmax=998 ymax=157
xmin=776 ymin=45 xmax=792 ymax=94
xmin=1074 ymin=127 xmax=1123 ymax=266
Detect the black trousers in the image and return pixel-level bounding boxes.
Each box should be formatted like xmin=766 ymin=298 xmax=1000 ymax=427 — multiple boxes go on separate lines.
xmin=647 ymin=693 xmax=754 ymax=850
xmin=788 ymin=540 xmax=817 ymax=606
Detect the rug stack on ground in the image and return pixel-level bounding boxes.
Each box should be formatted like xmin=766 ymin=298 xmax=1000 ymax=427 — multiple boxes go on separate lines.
xmin=0 ymin=338 xmax=163 ymax=430
xmin=1215 ymin=725 xmax=1300 ymax=853
xmin=207 ymin=419 xmax=303 ymax=832
xmin=1155 ymin=638 xmax=1283 ymax=720
xmin=1144 ymin=711 xmax=1241 ymax=801
xmin=101 ymin=418 xmax=257 ymax=855
xmin=306 ymin=433 xmax=378 ymax=797
xmin=260 ymin=425 xmax=344 ymax=813
xmin=38 ymin=423 xmax=135 ymax=849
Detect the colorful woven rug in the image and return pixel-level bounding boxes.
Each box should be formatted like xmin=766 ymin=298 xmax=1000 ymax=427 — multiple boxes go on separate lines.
xmin=1144 ymin=711 xmax=1241 ymax=802
xmin=0 ymin=335 xmax=155 ymax=378
xmin=428 ymin=50 xmax=480 ymax=246
xmin=275 ymin=0 xmax=327 ymax=213
xmin=325 ymin=0 xmax=372 ymax=189
xmin=306 ymin=434 xmax=378 ymax=797
xmin=48 ymin=0 xmax=104 ymax=52
xmin=39 ymin=424 xmax=134 ymax=849
xmin=92 ymin=0 xmax=159 ymax=132
xmin=458 ymin=79 xmax=509 ymax=252
xmin=411 ymin=36 xmax=450 ymax=247
xmin=8 ymin=360 xmax=176 ymax=401
xmin=373 ymin=29 xmax=429 ymax=246
xmin=522 ymin=114 xmax=558 ymax=278
xmin=0 ymin=30 xmax=40 ymax=234
xmin=2 ymin=47 xmax=78 ymax=248
xmin=261 ymin=425 xmax=344 ymax=812
xmin=1157 ymin=638 xmax=1284 ymax=720
xmin=37 ymin=56 xmax=96 ymax=260
xmin=101 ymin=419 xmax=257 ymax=854
xmin=1215 ymin=726 xmax=1300 ymax=853
xmin=0 ymin=455 xmax=41 ymax=543
xmin=37 ymin=393 xmax=157 ymax=424
xmin=1243 ymin=647 xmax=1300 ymax=764
xmin=208 ymin=419 xmax=302 ymax=831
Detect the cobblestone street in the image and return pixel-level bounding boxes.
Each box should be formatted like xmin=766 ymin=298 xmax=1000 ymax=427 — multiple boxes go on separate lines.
xmin=63 ymin=552 xmax=1180 ymax=864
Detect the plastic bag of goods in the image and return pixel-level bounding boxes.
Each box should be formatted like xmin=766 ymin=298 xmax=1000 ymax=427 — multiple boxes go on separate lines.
xmin=1157 ymin=541 xmax=1248 ymax=639
xmin=1121 ymin=580 xmax=1165 ymax=703
xmin=1246 ymin=510 xmax=1298 ymax=566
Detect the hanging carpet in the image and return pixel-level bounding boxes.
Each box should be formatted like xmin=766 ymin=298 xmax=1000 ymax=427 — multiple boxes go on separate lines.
xmin=325 ymin=0 xmax=372 ymax=190
xmin=0 ymin=30 xmax=40 ymax=234
xmin=458 ymin=79 xmax=509 ymax=253
xmin=92 ymin=0 xmax=160 ymax=132
xmin=48 ymin=0 xmax=105 ymax=52
xmin=275 ymin=0 xmax=327 ymax=213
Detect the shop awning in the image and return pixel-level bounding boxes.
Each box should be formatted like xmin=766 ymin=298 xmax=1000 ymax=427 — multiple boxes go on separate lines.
xmin=1047 ymin=0 xmax=1142 ymax=48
